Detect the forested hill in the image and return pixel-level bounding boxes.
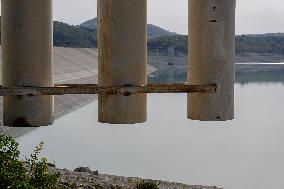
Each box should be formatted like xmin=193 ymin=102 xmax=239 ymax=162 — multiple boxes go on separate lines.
xmin=147 ymin=33 xmax=284 ymax=56
xmin=47 ymin=19 xmax=176 ymax=48
xmin=53 ymin=21 xmax=97 ymax=48
xmin=80 ymin=17 xmax=176 ymax=38
xmin=236 ymin=34 xmax=284 ymax=54
xmin=80 ymin=18 xmax=97 ymax=30
xmin=1 ymin=16 xmax=284 ymax=61
xmin=0 ymin=17 xmax=174 ymax=47
xmin=53 ymin=21 xmax=175 ymax=48
xmin=55 ymin=19 xmax=284 ymax=58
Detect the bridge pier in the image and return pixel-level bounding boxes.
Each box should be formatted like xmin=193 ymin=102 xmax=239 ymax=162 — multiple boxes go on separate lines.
xmin=167 ymin=47 xmax=175 ymax=66
xmin=98 ymin=0 xmax=147 ymax=124
xmin=2 ymin=0 xmax=54 ymax=126
xmin=188 ymin=0 xmax=236 ymax=121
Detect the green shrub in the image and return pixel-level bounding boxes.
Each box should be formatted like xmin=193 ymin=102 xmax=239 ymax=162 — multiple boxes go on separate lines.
xmin=135 ymin=180 xmax=160 ymax=189
xmin=0 ymin=134 xmax=61 ymax=189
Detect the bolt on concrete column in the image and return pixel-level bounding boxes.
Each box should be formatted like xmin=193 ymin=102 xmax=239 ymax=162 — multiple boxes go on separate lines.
xmin=188 ymin=0 xmax=236 ymax=121
xmin=2 ymin=0 xmax=54 ymax=126
xmin=98 ymin=0 xmax=147 ymax=124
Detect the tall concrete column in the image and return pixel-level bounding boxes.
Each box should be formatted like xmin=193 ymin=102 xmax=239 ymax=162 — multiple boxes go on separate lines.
xmin=98 ymin=0 xmax=147 ymax=124
xmin=2 ymin=0 xmax=54 ymax=126
xmin=188 ymin=0 xmax=236 ymax=121
xmin=167 ymin=47 xmax=175 ymax=66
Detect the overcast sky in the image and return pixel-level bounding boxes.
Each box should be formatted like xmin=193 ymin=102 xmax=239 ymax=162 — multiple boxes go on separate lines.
xmin=1 ymin=0 xmax=284 ymax=34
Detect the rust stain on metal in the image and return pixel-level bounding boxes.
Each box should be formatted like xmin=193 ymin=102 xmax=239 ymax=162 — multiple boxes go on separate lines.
xmin=0 ymin=84 xmax=217 ymax=96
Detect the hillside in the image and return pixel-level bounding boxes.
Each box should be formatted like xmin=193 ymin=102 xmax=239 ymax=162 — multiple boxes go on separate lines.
xmin=54 ymin=21 xmax=97 ymax=48
xmin=236 ymin=34 xmax=284 ymax=54
xmin=1 ymin=16 xmax=284 ymax=62
xmin=148 ymin=33 xmax=284 ymax=54
xmin=80 ymin=18 xmax=97 ymax=30
xmin=80 ymin=17 xmax=175 ymax=38
xmin=147 ymin=35 xmax=188 ymax=54
xmin=59 ymin=18 xmax=284 ymax=62
xmin=147 ymin=33 xmax=284 ymax=62
xmin=147 ymin=24 xmax=176 ymax=38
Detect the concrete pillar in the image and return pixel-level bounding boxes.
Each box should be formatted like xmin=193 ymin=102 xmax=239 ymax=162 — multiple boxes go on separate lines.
xmin=167 ymin=47 xmax=175 ymax=66
xmin=98 ymin=0 xmax=147 ymax=124
xmin=188 ymin=0 xmax=236 ymax=121
xmin=2 ymin=0 xmax=54 ymax=126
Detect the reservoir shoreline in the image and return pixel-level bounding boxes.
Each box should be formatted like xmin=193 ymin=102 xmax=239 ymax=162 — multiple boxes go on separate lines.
xmin=48 ymin=165 xmax=221 ymax=189
xmin=2 ymin=48 xmax=284 ymax=189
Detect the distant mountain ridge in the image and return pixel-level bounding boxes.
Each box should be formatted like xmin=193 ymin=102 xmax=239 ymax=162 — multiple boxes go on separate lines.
xmin=1 ymin=16 xmax=284 ymax=62
xmin=147 ymin=33 xmax=284 ymax=62
xmin=147 ymin=32 xmax=284 ymax=52
xmin=53 ymin=21 xmax=97 ymax=48
xmin=80 ymin=17 xmax=176 ymax=38
xmin=80 ymin=18 xmax=97 ymax=30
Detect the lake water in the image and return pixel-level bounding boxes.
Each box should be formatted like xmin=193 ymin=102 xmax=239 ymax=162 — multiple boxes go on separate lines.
xmin=16 ymin=65 xmax=284 ymax=189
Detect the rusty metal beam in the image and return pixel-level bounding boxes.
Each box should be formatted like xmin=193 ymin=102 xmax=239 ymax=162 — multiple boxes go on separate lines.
xmin=0 ymin=84 xmax=217 ymax=96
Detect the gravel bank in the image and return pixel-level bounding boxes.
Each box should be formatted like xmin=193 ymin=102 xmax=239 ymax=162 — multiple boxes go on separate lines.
xmin=49 ymin=166 xmax=221 ymax=189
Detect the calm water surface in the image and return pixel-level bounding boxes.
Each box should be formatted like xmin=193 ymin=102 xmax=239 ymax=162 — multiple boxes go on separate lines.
xmin=17 ymin=66 xmax=284 ymax=189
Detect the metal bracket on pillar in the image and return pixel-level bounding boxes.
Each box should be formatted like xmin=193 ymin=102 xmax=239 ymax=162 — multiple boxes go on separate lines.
xmin=0 ymin=84 xmax=217 ymax=96
xmin=0 ymin=83 xmax=216 ymax=127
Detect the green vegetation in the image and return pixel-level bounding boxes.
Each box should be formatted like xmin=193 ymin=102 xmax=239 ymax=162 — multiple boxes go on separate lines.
xmin=147 ymin=35 xmax=188 ymax=54
xmin=80 ymin=17 xmax=175 ymax=38
xmin=1 ymin=16 xmax=284 ymax=57
xmin=236 ymin=34 xmax=284 ymax=54
xmin=148 ymin=33 xmax=284 ymax=56
xmin=146 ymin=24 xmax=175 ymax=39
xmin=80 ymin=18 xmax=97 ymax=30
xmin=54 ymin=20 xmax=176 ymax=48
xmin=0 ymin=134 xmax=61 ymax=189
xmin=54 ymin=21 xmax=97 ymax=48
xmin=135 ymin=180 xmax=160 ymax=189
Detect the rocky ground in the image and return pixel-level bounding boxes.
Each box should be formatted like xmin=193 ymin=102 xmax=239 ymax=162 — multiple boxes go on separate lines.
xmin=48 ymin=166 xmax=221 ymax=189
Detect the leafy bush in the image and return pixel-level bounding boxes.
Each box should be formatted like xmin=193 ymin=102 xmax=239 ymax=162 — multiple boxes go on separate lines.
xmin=0 ymin=134 xmax=61 ymax=189
xmin=135 ymin=180 xmax=160 ymax=189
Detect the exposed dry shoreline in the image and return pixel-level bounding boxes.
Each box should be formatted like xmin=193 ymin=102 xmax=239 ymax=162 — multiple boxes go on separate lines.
xmin=49 ymin=166 xmax=221 ymax=189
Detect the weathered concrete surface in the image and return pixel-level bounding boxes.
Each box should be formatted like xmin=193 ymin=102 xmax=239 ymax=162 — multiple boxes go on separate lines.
xmin=188 ymin=0 xmax=236 ymax=121
xmin=0 ymin=47 xmax=156 ymax=130
xmin=2 ymin=0 xmax=53 ymax=126
xmin=98 ymin=0 xmax=147 ymax=124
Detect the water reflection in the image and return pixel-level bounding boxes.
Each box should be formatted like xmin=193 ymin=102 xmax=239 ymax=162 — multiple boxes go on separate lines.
xmin=236 ymin=70 xmax=284 ymax=85
xmin=148 ymin=64 xmax=284 ymax=85
xmin=15 ymin=64 xmax=284 ymax=189
xmin=148 ymin=70 xmax=187 ymax=83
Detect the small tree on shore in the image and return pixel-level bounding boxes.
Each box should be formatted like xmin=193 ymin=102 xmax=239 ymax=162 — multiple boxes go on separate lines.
xmin=0 ymin=133 xmax=61 ymax=189
xmin=135 ymin=180 xmax=160 ymax=189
